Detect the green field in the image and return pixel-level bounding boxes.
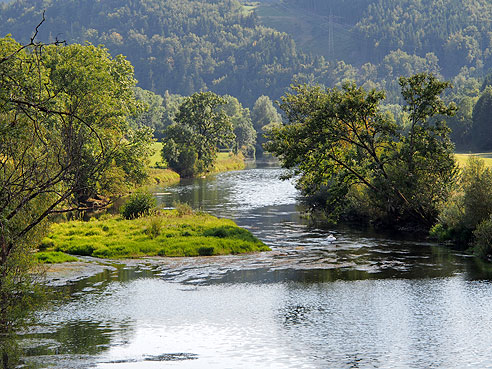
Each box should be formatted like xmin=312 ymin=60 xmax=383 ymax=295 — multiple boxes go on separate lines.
xmin=455 ymin=153 xmax=492 ymax=168
xmin=149 ymin=142 xmax=164 ymax=167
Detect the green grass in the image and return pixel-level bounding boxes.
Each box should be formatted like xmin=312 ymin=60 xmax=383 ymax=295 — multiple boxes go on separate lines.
xmin=39 ymin=211 xmax=270 ymax=259
xmin=211 ymin=152 xmax=245 ymax=173
xmin=145 ymin=168 xmax=180 ymax=186
xmin=35 ymin=251 xmax=79 ymax=264
xmin=455 ymin=153 xmax=492 ymax=168
xmin=149 ymin=142 xmax=164 ymax=168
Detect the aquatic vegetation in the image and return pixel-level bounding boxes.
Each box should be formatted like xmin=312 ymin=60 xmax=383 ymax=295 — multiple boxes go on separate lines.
xmin=40 ymin=211 xmax=270 ymax=259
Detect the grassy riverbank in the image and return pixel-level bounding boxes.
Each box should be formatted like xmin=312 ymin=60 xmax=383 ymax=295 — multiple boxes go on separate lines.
xmin=145 ymin=143 xmax=245 ymax=187
xmin=37 ymin=211 xmax=270 ymax=261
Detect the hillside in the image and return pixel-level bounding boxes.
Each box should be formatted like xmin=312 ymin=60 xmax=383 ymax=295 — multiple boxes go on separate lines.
xmin=0 ymin=0 xmax=318 ymax=106
xmin=255 ymin=0 xmax=492 ymax=77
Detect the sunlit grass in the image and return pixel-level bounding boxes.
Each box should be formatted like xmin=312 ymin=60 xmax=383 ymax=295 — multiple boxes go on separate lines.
xmin=212 ymin=152 xmax=245 ymax=173
xmin=39 ymin=211 xmax=270 ymax=259
xmin=455 ymin=153 xmax=492 ymax=168
xmin=149 ymin=142 xmax=164 ymax=167
xmin=35 ymin=251 xmax=79 ymax=264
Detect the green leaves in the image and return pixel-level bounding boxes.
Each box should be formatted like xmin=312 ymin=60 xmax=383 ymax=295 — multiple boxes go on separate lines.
xmin=268 ymin=73 xmax=457 ymax=228
xmin=162 ymin=91 xmax=235 ymax=177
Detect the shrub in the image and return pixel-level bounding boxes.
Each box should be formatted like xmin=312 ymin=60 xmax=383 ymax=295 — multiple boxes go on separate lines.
xmin=145 ymin=217 xmax=162 ymax=239
xmin=473 ymin=216 xmax=492 ymax=259
xmin=198 ymin=246 xmax=215 ymax=256
xmin=121 ymin=191 xmax=156 ymax=219
xmin=174 ymin=201 xmax=193 ymax=217
xmin=38 ymin=237 xmax=54 ymax=251
xmin=433 ymin=157 xmax=492 ymax=248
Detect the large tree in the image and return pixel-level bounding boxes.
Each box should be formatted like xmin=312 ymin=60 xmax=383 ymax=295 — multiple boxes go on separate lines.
xmin=266 ymin=73 xmax=456 ymax=228
xmin=0 ymin=34 xmax=152 ymax=365
xmin=161 ymin=91 xmax=235 ymax=177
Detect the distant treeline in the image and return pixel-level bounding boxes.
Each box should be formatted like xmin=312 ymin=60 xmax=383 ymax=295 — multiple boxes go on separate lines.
xmin=1 ymin=0 xmax=491 ymax=149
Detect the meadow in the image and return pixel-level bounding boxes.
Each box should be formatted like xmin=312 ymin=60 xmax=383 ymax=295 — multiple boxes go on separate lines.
xmin=455 ymin=153 xmax=492 ymax=168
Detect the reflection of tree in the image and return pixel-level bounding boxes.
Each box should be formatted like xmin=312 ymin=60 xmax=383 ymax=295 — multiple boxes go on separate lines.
xmin=22 ymin=320 xmax=135 ymax=367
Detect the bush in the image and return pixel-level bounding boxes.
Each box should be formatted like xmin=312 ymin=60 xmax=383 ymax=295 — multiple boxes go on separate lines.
xmin=198 ymin=246 xmax=215 ymax=256
xmin=38 ymin=237 xmax=54 ymax=251
xmin=473 ymin=216 xmax=492 ymax=259
xmin=174 ymin=201 xmax=193 ymax=217
xmin=433 ymin=156 xmax=492 ymax=248
xmin=145 ymin=217 xmax=162 ymax=239
xmin=121 ymin=191 xmax=156 ymax=219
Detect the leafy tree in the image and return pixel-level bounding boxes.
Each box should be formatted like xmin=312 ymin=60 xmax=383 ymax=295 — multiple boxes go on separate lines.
xmin=431 ymin=157 xmax=492 ymax=249
xmin=129 ymin=87 xmax=165 ymax=135
xmin=266 ymin=73 xmax=456 ymax=228
xmin=222 ymin=95 xmax=256 ymax=156
xmin=161 ymin=90 xmax=185 ymax=133
xmin=470 ymin=87 xmax=492 ymax=150
xmin=161 ymin=92 xmax=235 ymax=176
xmin=0 ymin=34 xmax=152 ymax=365
xmin=251 ymin=96 xmax=282 ymax=156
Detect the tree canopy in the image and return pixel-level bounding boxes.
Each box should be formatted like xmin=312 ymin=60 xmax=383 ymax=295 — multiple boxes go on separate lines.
xmin=0 ymin=34 xmax=153 ymax=363
xmin=266 ymin=73 xmax=456 ymax=228
xmin=161 ymin=91 xmax=235 ymax=177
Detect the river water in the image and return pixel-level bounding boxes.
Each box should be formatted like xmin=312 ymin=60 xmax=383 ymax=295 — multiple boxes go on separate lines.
xmin=23 ymin=165 xmax=492 ymax=368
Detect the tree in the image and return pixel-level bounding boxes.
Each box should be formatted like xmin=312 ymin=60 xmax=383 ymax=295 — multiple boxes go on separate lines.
xmin=161 ymin=91 xmax=235 ymax=177
xmin=129 ymin=87 xmax=165 ymax=135
xmin=266 ymin=73 xmax=456 ymax=228
xmin=222 ymin=95 xmax=256 ymax=156
xmin=470 ymin=86 xmax=492 ymax=150
xmin=251 ymin=96 xmax=282 ymax=156
xmin=0 ymin=34 xmax=153 ymax=365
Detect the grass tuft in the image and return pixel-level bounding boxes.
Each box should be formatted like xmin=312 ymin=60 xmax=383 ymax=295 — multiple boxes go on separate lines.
xmin=35 ymin=251 xmax=79 ymax=264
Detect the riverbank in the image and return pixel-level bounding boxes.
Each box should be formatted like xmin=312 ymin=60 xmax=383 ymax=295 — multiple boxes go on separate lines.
xmin=143 ymin=144 xmax=245 ymax=187
xmin=37 ymin=210 xmax=270 ymax=262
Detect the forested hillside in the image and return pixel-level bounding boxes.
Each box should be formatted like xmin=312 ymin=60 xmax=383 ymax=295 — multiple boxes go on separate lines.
xmin=261 ymin=0 xmax=492 ymax=77
xmin=0 ymin=0 xmax=318 ymax=106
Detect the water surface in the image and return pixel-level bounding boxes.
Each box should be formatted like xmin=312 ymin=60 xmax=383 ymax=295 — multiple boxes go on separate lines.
xmin=23 ymin=166 xmax=492 ymax=368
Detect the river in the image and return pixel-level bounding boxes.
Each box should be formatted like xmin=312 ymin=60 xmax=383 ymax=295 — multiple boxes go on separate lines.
xmin=22 ymin=165 xmax=492 ymax=368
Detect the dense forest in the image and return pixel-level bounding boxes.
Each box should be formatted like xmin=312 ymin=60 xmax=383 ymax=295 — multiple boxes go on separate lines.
xmin=0 ymin=0 xmax=313 ymax=107
xmin=273 ymin=0 xmax=492 ymax=73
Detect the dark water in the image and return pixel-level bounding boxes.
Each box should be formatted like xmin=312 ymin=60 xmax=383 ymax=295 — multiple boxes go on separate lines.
xmin=23 ymin=165 xmax=492 ymax=368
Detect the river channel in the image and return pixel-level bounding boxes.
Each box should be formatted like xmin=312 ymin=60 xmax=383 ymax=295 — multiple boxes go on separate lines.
xmin=22 ymin=165 xmax=492 ymax=368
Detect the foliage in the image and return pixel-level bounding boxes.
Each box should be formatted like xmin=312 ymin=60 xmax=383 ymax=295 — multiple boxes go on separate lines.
xmin=432 ymin=157 xmax=492 ymax=248
xmin=0 ymin=0 xmax=314 ymax=106
xmin=145 ymin=216 xmax=162 ymax=239
xmin=121 ymin=192 xmax=156 ymax=220
xmin=161 ymin=92 xmax=235 ymax=177
xmin=41 ymin=212 xmax=270 ymax=258
xmin=251 ymin=95 xmax=282 ymax=156
xmin=470 ymin=87 xmax=492 ymax=151
xmin=222 ymin=95 xmax=256 ymax=156
xmin=173 ymin=201 xmax=193 ymax=217
xmin=473 ymin=216 xmax=492 ymax=259
xmin=266 ymin=73 xmax=456 ymax=228
xmin=0 ymin=33 xmax=153 ymax=364
xmin=129 ymin=87 xmax=165 ymax=133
